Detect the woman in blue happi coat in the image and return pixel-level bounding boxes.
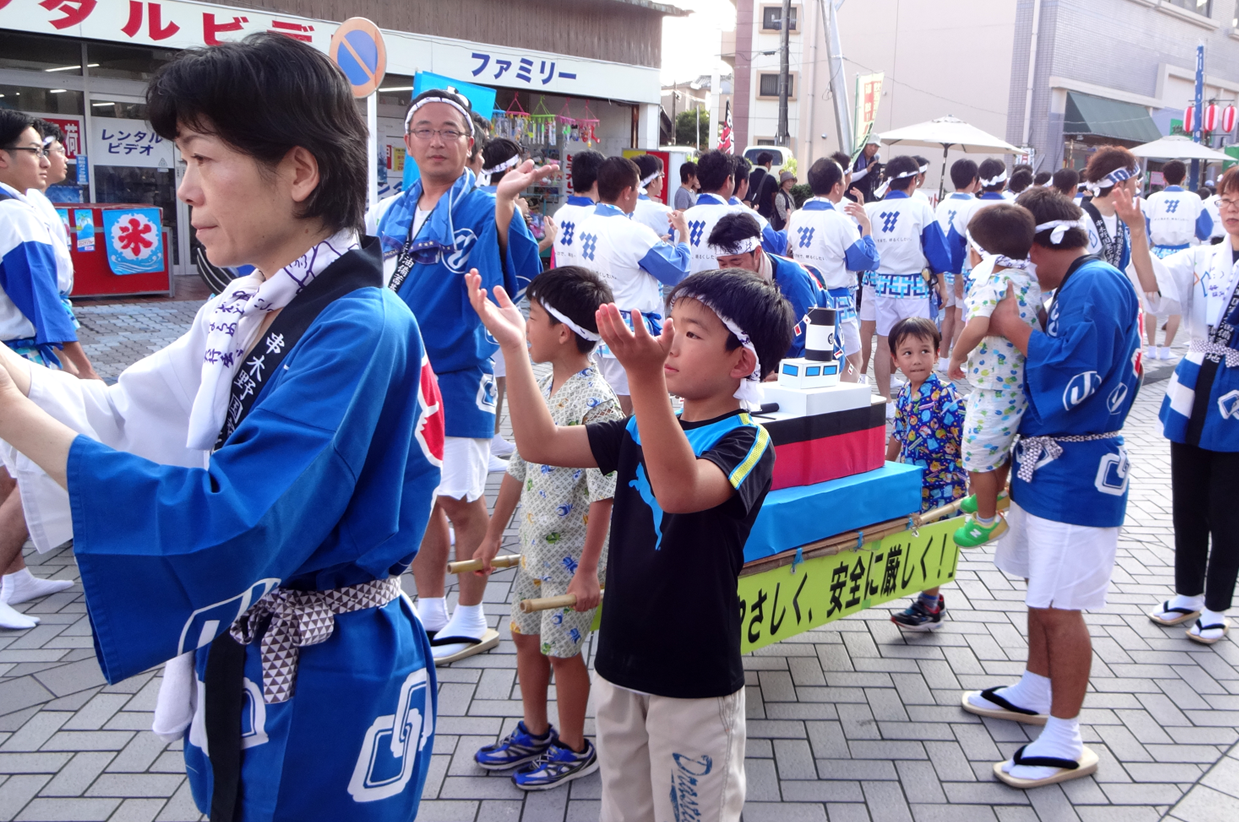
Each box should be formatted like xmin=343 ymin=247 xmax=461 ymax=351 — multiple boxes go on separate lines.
xmin=0 ymin=34 xmax=443 ymax=821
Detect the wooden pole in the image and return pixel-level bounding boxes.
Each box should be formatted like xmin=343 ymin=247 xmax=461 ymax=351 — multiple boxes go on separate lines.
xmin=447 ymin=554 xmax=522 ymax=574
xmin=518 ymin=590 xmax=605 ymax=614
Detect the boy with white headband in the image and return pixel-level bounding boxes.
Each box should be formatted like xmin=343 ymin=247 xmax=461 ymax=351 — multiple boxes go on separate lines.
xmin=471 ymin=266 xmax=622 ymax=790
xmin=947 ymin=204 xmax=1043 ymax=546
xmin=467 ymin=266 xmax=793 ymax=822
xmin=632 ymin=153 xmax=673 ymax=238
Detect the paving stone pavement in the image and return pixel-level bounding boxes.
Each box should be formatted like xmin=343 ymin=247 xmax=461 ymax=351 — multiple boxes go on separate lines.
xmin=0 ymin=304 xmax=1236 ymax=822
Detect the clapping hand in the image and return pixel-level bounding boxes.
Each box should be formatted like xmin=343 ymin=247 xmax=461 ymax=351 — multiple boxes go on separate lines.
xmin=595 ymin=304 xmax=673 ymax=380
xmin=465 ymin=269 xmax=525 ymax=351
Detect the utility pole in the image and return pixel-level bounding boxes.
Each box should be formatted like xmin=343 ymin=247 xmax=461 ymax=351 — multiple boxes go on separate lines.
xmin=777 ymin=0 xmax=791 ymax=146
xmin=822 ymin=0 xmax=851 ymax=154
xmin=1191 ymin=44 xmax=1204 ymax=191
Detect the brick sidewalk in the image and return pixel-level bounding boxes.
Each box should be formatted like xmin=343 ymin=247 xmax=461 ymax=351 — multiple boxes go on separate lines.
xmin=0 ymin=306 xmax=1235 ymax=822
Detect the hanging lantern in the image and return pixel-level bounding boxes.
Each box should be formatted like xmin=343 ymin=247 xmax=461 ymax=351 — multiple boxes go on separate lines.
xmin=1223 ymin=104 xmax=1238 ymax=134
xmin=1184 ymin=104 xmax=1196 ymax=133
xmin=1203 ymin=103 xmax=1219 ymax=132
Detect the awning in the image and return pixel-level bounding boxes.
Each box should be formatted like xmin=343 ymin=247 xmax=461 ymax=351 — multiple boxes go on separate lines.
xmin=1064 ymin=92 xmax=1162 ymax=143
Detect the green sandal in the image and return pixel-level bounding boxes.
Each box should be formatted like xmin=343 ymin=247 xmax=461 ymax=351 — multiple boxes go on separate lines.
xmin=954 ymin=514 xmax=1009 ymax=548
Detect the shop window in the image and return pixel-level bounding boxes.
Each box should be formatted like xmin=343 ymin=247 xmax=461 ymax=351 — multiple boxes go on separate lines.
xmin=0 ymin=85 xmax=84 ymax=116
xmin=377 ymin=75 xmax=414 ymax=109
xmin=758 ymin=73 xmax=796 ymax=100
xmin=88 ymin=99 xmax=148 ymax=120
xmin=0 ymin=32 xmax=84 ymax=74
xmin=1164 ymin=0 xmax=1212 ymax=15
xmin=760 ymin=5 xmax=798 ymax=31
xmin=86 ymin=42 xmax=175 ymax=82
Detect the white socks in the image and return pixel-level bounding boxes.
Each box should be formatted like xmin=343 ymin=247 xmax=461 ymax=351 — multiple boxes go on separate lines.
xmin=0 ymin=600 xmax=39 ymax=630
xmin=1169 ymin=593 xmax=1205 ymax=613
xmin=430 ymin=603 xmax=490 ymax=660
xmin=1 ymin=569 xmax=73 ymax=606
xmin=1002 ymin=715 xmax=1084 ymax=778
xmin=416 ymin=597 xmax=449 ymax=633
xmin=970 ymin=669 xmax=1051 ymax=715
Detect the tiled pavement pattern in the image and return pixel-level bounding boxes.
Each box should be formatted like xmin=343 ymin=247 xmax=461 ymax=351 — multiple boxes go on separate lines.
xmin=0 ymin=302 xmax=1236 ymax=822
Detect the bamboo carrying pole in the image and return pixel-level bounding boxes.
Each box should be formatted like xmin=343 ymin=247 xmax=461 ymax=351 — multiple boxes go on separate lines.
xmin=447 ymin=554 xmax=522 ymax=574
xmin=518 ymin=590 xmax=605 ymax=614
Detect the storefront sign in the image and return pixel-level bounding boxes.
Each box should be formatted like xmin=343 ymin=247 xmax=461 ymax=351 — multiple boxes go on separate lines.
xmin=852 ymin=72 xmax=885 ymax=159
xmin=102 ymin=208 xmax=164 ymax=275
xmin=88 ymin=117 xmax=174 ymax=169
xmin=40 ymin=116 xmax=83 ymax=160
xmin=737 ymin=517 xmax=960 ymax=653
xmin=0 ymin=0 xmax=660 ymax=104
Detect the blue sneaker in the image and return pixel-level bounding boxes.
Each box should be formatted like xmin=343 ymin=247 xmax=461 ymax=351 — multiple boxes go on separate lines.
xmin=475 ymin=721 xmax=558 ymax=771
xmin=891 ymin=595 xmax=945 ymax=632
xmin=512 ymin=740 xmax=600 ymax=791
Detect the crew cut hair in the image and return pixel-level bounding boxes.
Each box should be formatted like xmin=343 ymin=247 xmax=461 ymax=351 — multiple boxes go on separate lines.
xmin=950 ymin=159 xmax=978 ymax=190
xmin=1016 ymin=187 xmax=1088 ymax=249
xmin=597 ymin=156 xmax=640 ymax=202
xmin=570 ymin=149 xmax=605 ymax=193
xmin=707 ymin=212 xmax=763 ymax=252
xmin=807 ymin=157 xmax=843 ymax=196
xmin=1161 ymin=160 xmax=1186 ymax=186
xmin=1052 ymin=168 xmax=1079 ymax=197
xmin=884 ymin=155 xmax=920 ymax=192
xmin=526 ymin=266 xmax=614 ymax=353
xmin=968 ymin=203 xmax=1035 ymax=259
xmin=696 ymin=150 xmax=734 ymax=193
xmin=0 ymin=109 xmax=35 ymax=149
xmin=978 ymin=158 xmax=1007 ymax=192
xmin=830 ymin=151 xmax=852 ymax=170
xmin=668 ymin=269 xmax=795 ymax=381
xmin=481 ymin=138 xmax=521 ymax=184
xmin=1008 ymin=168 xmax=1034 ymax=195
xmin=756 ymin=151 xmax=773 ymax=166
xmin=1034 ymin=171 xmax=1052 ymax=186
xmin=634 ymin=153 xmax=663 ymax=181
xmin=147 ymin=33 xmax=368 ymax=235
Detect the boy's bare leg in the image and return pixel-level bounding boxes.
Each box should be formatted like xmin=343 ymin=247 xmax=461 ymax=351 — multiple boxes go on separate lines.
xmin=551 ymin=653 xmax=591 ymax=752
xmin=0 ymin=490 xmax=28 ymax=576
xmin=1030 ymin=607 xmax=1091 ymax=718
xmin=514 ymin=632 xmax=552 ymax=735
xmin=860 ymin=319 xmax=876 ymax=379
xmin=1164 ymin=315 xmax=1181 ymax=349
xmin=969 ymin=470 xmax=1004 ymax=520
xmin=439 ymin=496 xmax=490 ymax=607
xmin=494 ymin=377 xmax=507 ymax=435
xmin=875 ymin=334 xmax=892 ymax=400
xmin=412 ymin=505 xmax=451 ymax=599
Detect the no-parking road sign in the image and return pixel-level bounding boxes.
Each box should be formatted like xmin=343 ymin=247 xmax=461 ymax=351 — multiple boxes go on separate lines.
xmin=330 ymin=17 xmax=387 ymax=98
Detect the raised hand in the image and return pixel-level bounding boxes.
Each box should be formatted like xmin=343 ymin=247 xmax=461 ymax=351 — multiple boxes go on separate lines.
xmin=595 ymin=304 xmax=673 ymax=379
xmin=844 ymin=201 xmax=872 ymax=235
xmin=1112 ymin=178 xmax=1146 ymax=235
xmin=495 ymin=159 xmax=560 ymax=204
xmin=465 ymin=269 xmax=526 ymax=350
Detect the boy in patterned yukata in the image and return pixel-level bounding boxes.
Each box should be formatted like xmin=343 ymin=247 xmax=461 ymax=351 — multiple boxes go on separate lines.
xmin=472 ymin=267 xmax=622 ymax=790
xmin=948 ymin=205 xmax=1043 ymax=547
xmin=886 ymin=317 xmax=966 ymax=630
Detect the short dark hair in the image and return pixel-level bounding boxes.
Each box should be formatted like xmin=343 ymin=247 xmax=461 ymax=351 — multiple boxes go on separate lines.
xmin=1034 ymin=171 xmax=1052 ymax=186
xmin=570 ymin=150 xmax=605 ymax=193
xmin=806 ymin=157 xmax=843 ymax=196
xmin=1219 ymin=166 xmax=1239 ymax=199
xmin=481 ymin=138 xmax=521 ymax=184
xmin=469 ymin=111 xmax=491 ymax=162
xmin=406 ymin=87 xmax=474 ymax=135
xmin=950 ymin=159 xmax=978 ymax=190
xmin=1016 ymin=187 xmax=1088 ymax=249
xmin=967 ymin=203 xmax=1035 ymax=259
xmin=884 ymin=155 xmax=920 ymax=192
xmin=33 ymin=118 xmax=63 ymax=145
xmin=913 ymin=156 xmax=929 ymax=176
xmin=1052 ymin=168 xmax=1079 ymax=196
xmin=1084 ymin=145 xmax=1137 ymax=195
xmin=733 ymin=155 xmax=752 ymax=179
xmin=668 ymin=269 xmax=795 ymax=380
xmin=147 ymin=33 xmax=367 ymax=234
xmin=756 ymin=151 xmax=773 ymax=166
xmin=1199 ymin=186 xmax=1213 ymax=199
xmin=679 ymin=160 xmax=698 ymax=184
xmin=1012 ymin=164 xmax=1033 ymax=176
xmin=526 ymin=266 xmax=614 ymax=353
xmin=978 ymin=158 xmax=1007 ymax=192
xmin=0 ymin=109 xmax=36 ymax=148
xmin=1008 ymin=168 xmax=1034 ymax=194
xmin=634 ymin=153 xmax=663 ymax=182
xmin=707 ymin=212 xmax=763 ymax=252
xmin=888 ymin=317 xmax=940 ymax=354
xmin=1161 ymin=160 xmax=1186 ymax=186
xmin=597 ymin=156 xmax=640 ymax=202
xmin=696 ymin=150 xmax=734 ymax=192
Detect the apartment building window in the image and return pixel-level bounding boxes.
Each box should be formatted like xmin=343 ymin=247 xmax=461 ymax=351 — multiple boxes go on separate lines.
xmin=758 ymin=72 xmax=797 ymax=99
xmin=761 ymin=5 xmax=798 ymax=31
xmin=1164 ymin=0 xmax=1212 ymax=16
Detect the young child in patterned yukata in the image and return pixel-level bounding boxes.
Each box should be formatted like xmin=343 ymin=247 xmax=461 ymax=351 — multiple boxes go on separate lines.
xmin=948 ymin=204 xmax=1044 ymax=547
xmin=472 ymin=266 xmax=623 ymax=790
xmin=886 ymin=317 xmax=967 ymax=631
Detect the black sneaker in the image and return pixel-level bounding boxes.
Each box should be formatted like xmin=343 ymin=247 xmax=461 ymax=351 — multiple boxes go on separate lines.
xmin=512 ymin=740 xmax=599 ymax=790
xmin=892 ymin=595 xmax=945 ymax=632
xmin=475 ymin=721 xmax=558 ymax=770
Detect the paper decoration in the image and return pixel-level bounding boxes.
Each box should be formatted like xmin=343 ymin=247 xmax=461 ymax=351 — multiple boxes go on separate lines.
xmin=102 ymin=208 xmax=163 ymax=275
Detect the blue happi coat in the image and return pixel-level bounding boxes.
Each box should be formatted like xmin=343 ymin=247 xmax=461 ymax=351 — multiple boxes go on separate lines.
xmin=61 ymin=242 xmax=442 ymax=821
xmin=369 ymin=169 xmax=541 ymax=438
xmin=1012 ymin=255 xmax=1142 ymax=528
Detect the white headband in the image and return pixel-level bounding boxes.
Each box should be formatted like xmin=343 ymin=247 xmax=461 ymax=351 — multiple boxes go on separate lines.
xmin=709 ymin=235 xmax=761 ymax=257
xmin=41 ymin=135 xmax=56 ymax=148
xmin=405 ymin=94 xmax=475 ymax=134
xmin=980 ymin=170 xmax=1008 ymax=187
xmin=673 ymin=292 xmax=763 ymax=409
xmin=478 ymin=154 xmax=520 ymax=187
xmin=966 ymin=229 xmax=1030 ymax=270
xmin=640 ymin=171 xmax=661 ymax=188
xmin=918 ymin=163 xmax=929 ymax=174
xmin=1035 ymin=219 xmax=1079 ymax=245
xmin=543 ymin=303 xmax=601 ymax=342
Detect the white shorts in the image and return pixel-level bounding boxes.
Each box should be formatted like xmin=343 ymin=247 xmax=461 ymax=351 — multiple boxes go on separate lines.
xmin=597 ymin=355 xmax=629 ymax=397
xmin=492 ymin=348 xmax=506 ymax=379
xmin=858 ymin=284 xmax=876 ymax=323
xmin=873 ymin=294 xmax=931 ymax=337
xmin=994 ymin=501 xmax=1119 ymax=611
xmin=838 ymin=315 xmax=861 ymax=357
xmin=435 ymin=436 xmax=490 ymax=502
xmin=1142 ymin=295 xmax=1182 ymax=319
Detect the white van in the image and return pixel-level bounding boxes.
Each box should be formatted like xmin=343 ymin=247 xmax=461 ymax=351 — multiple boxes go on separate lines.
xmin=741 ymin=146 xmax=794 ymax=173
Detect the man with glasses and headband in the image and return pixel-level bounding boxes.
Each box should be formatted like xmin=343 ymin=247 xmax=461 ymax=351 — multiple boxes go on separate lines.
xmin=0 ymin=109 xmax=86 ymax=629
xmin=368 ymin=88 xmax=548 ymax=664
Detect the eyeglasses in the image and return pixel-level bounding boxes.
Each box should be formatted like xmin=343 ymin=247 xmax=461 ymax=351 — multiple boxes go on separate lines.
xmin=408 ymin=128 xmax=466 ymax=141
xmin=1219 ymin=197 xmax=1239 ymax=211
xmin=3 ymin=145 xmax=49 ymax=158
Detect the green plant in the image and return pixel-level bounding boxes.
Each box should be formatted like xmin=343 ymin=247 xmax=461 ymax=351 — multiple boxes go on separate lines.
xmin=790 ymin=183 xmax=812 ymax=208
xmin=675 ymin=109 xmax=709 ymax=151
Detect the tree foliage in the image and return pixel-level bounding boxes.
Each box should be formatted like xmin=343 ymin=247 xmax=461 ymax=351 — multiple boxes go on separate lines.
xmin=675 ymin=109 xmax=709 ymax=150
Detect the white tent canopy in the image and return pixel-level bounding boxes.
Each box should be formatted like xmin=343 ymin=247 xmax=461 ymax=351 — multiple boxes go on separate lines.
xmin=877 ymin=115 xmax=1020 ymax=154
xmin=1129 ymin=134 xmax=1232 ymax=162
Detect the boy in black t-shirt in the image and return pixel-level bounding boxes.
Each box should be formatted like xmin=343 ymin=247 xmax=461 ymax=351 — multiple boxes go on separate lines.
xmin=466 ymin=267 xmax=793 ymax=822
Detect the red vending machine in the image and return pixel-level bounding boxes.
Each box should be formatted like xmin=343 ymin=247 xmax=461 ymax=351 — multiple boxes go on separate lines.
xmin=55 ymin=203 xmax=171 ymax=298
